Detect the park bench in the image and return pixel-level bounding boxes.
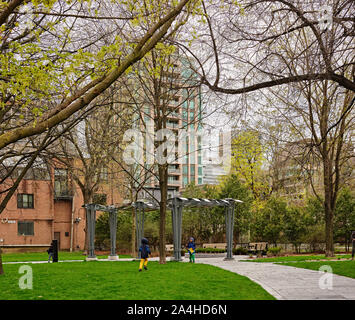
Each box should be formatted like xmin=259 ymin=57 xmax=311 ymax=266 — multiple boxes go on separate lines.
xmin=202 ymin=243 xmax=227 ymax=250
xmin=248 ymin=242 xmax=268 ymax=255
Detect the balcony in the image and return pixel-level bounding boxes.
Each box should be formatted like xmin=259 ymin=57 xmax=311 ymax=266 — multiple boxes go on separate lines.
xmin=167 ymin=177 xmax=180 ymax=186
xmin=168 ymin=166 xmax=180 ymax=174
xmin=166 ymin=122 xmax=180 ymax=132
xmin=54 ymin=189 xmax=73 ymax=200
xmin=167 ymin=111 xmax=180 ymax=119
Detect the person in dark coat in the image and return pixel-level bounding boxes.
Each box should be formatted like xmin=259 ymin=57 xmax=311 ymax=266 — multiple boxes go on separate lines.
xmin=186 ymin=237 xmax=196 ymax=263
xmin=47 ymin=242 xmax=54 ymax=263
xmin=351 ymin=231 xmax=355 ymax=261
xmin=139 ymin=237 xmax=151 ymax=272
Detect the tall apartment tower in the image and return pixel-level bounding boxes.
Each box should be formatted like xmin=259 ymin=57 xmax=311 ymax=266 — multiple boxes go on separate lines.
xmin=130 ymin=54 xmax=204 ymax=200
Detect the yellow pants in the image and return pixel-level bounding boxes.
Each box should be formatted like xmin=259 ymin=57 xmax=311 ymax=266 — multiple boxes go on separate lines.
xmin=139 ymin=258 xmax=148 ymax=269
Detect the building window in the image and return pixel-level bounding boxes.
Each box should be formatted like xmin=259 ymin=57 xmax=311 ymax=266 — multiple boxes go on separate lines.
xmin=18 ymin=221 xmax=34 ymax=236
xmin=17 ymin=194 xmax=34 ymax=209
xmin=198 ymin=166 xmax=203 ymax=176
xmin=198 ymin=177 xmax=203 ymax=185
xmin=100 ymin=168 xmax=108 ymax=182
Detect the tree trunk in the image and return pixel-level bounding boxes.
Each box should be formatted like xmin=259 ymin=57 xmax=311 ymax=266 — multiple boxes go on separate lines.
xmin=83 ymin=190 xmax=92 ymax=254
xmin=323 ymin=155 xmax=335 ymax=257
xmin=324 ymin=203 xmax=334 ymax=257
xmin=158 ymin=165 xmax=168 ymax=264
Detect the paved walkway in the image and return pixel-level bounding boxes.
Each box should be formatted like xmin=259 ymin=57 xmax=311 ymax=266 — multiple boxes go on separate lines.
xmin=196 ymin=256 xmax=355 ymax=300
xmin=4 ymin=256 xmax=355 ymax=300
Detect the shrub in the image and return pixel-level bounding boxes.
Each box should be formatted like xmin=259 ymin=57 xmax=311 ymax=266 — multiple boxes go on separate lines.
xmin=233 ymin=247 xmax=248 ymax=255
xmin=267 ymin=247 xmax=282 ymax=257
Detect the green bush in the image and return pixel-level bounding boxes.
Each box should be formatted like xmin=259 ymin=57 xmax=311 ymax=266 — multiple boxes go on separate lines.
xmin=233 ymin=247 xmax=248 ymax=255
xmin=267 ymin=247 xmax=282 ymax=257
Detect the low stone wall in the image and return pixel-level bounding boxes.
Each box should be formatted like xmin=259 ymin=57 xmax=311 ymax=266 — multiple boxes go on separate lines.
xmin=1 ymin=245 xmax=50 ymax=254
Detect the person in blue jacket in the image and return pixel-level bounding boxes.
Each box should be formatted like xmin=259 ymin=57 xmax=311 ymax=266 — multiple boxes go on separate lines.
xmin=186 ymin=237 xmax=196 ymax=263
xmin=139 ymin=237 xmax=151 ymax=272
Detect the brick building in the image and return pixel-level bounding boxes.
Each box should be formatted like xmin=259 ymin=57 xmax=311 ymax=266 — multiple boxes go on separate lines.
xmin=0 ymin=164 xmax=123 ymax=253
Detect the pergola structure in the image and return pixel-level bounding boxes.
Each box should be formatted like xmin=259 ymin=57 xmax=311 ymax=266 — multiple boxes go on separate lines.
xmin=168 ymin=197 xmax=243 ymax=261
xmin=82 ymin=203 xmax=121 ymax=260
xmin=83 ymin=197 xmax=242 ymax=261
xmin=132 ymin=201 xmax=159 ymax=259
xmin=83 ymin=201 xmax=159 ymax=260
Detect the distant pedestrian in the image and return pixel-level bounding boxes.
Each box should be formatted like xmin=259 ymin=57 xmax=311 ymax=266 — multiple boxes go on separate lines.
xmin=186 ymin=237 xmax=196 ymax=263
xmin=139 ymin=238 xmax=151 ymax=272
xmin=351 ymin=231 xmax=355 ymax=261
xmin=47 ymin=242 xmax=54 ymax=263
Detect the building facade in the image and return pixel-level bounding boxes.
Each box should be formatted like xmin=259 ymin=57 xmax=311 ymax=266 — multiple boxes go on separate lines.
xmin=124 ymin=54 xmax=204 ymax=199
xmin=0 ymin=163 xmax=122 ymax=252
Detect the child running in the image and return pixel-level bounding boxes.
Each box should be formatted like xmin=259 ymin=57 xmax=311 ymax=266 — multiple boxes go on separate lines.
xmin=187 ymin=237 xmax=196 ymax=263
xmin=139 ymin=237 xmax=151 ymax=272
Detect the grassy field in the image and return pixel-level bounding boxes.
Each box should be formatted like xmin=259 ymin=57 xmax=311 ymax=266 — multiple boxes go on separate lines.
xmin=1 ymin=251 xmax=131 ymax=262
xmin=280 ymin=260 xmax=355 ymax=279
xmin=0 ymin=261 xmax=275 ymax=300
xmin=242 ymin=254 xmax=352 ymax=263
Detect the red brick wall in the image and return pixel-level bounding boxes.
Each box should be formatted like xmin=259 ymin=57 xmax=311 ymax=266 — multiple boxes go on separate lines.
xmin=0 ymin=167 xmax=124 ymax=252
xmin=0 ymin=179 xmax=54 ymax=246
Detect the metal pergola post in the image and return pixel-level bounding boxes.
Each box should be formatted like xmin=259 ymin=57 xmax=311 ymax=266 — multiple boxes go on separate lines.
xmin=224 ymin=201 xmax=235 ymax=261
xmin=85 ymin=204 xmax=97 ymax=260
xmin=108 ymin=208 xmax=119 ymax=260
xmin=171 ymin=198 xmax=183 ymax=261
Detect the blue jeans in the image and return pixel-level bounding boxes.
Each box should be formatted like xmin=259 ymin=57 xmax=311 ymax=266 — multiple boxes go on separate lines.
xmin=48 ymin=252 xmax=53 ymax=262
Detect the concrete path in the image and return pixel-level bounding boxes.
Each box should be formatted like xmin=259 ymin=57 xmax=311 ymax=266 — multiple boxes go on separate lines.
xmin=196 ymin=256 xmax=355 ymax=300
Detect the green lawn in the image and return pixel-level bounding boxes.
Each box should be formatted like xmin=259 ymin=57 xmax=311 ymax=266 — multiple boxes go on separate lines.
xmin=0 ymin=261 xmax=275 ymax=300
xmin=1 ymin=251 xmax=131 ymax=262
xmin=280 ymin=260 xmax=355 ymax=279
xmin=242 ymin=254 xmax=352 ymax=263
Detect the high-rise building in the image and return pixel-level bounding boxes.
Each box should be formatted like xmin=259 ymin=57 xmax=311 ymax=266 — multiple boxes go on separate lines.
xmin=124 ymin=54 xmax=204 ymax=200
